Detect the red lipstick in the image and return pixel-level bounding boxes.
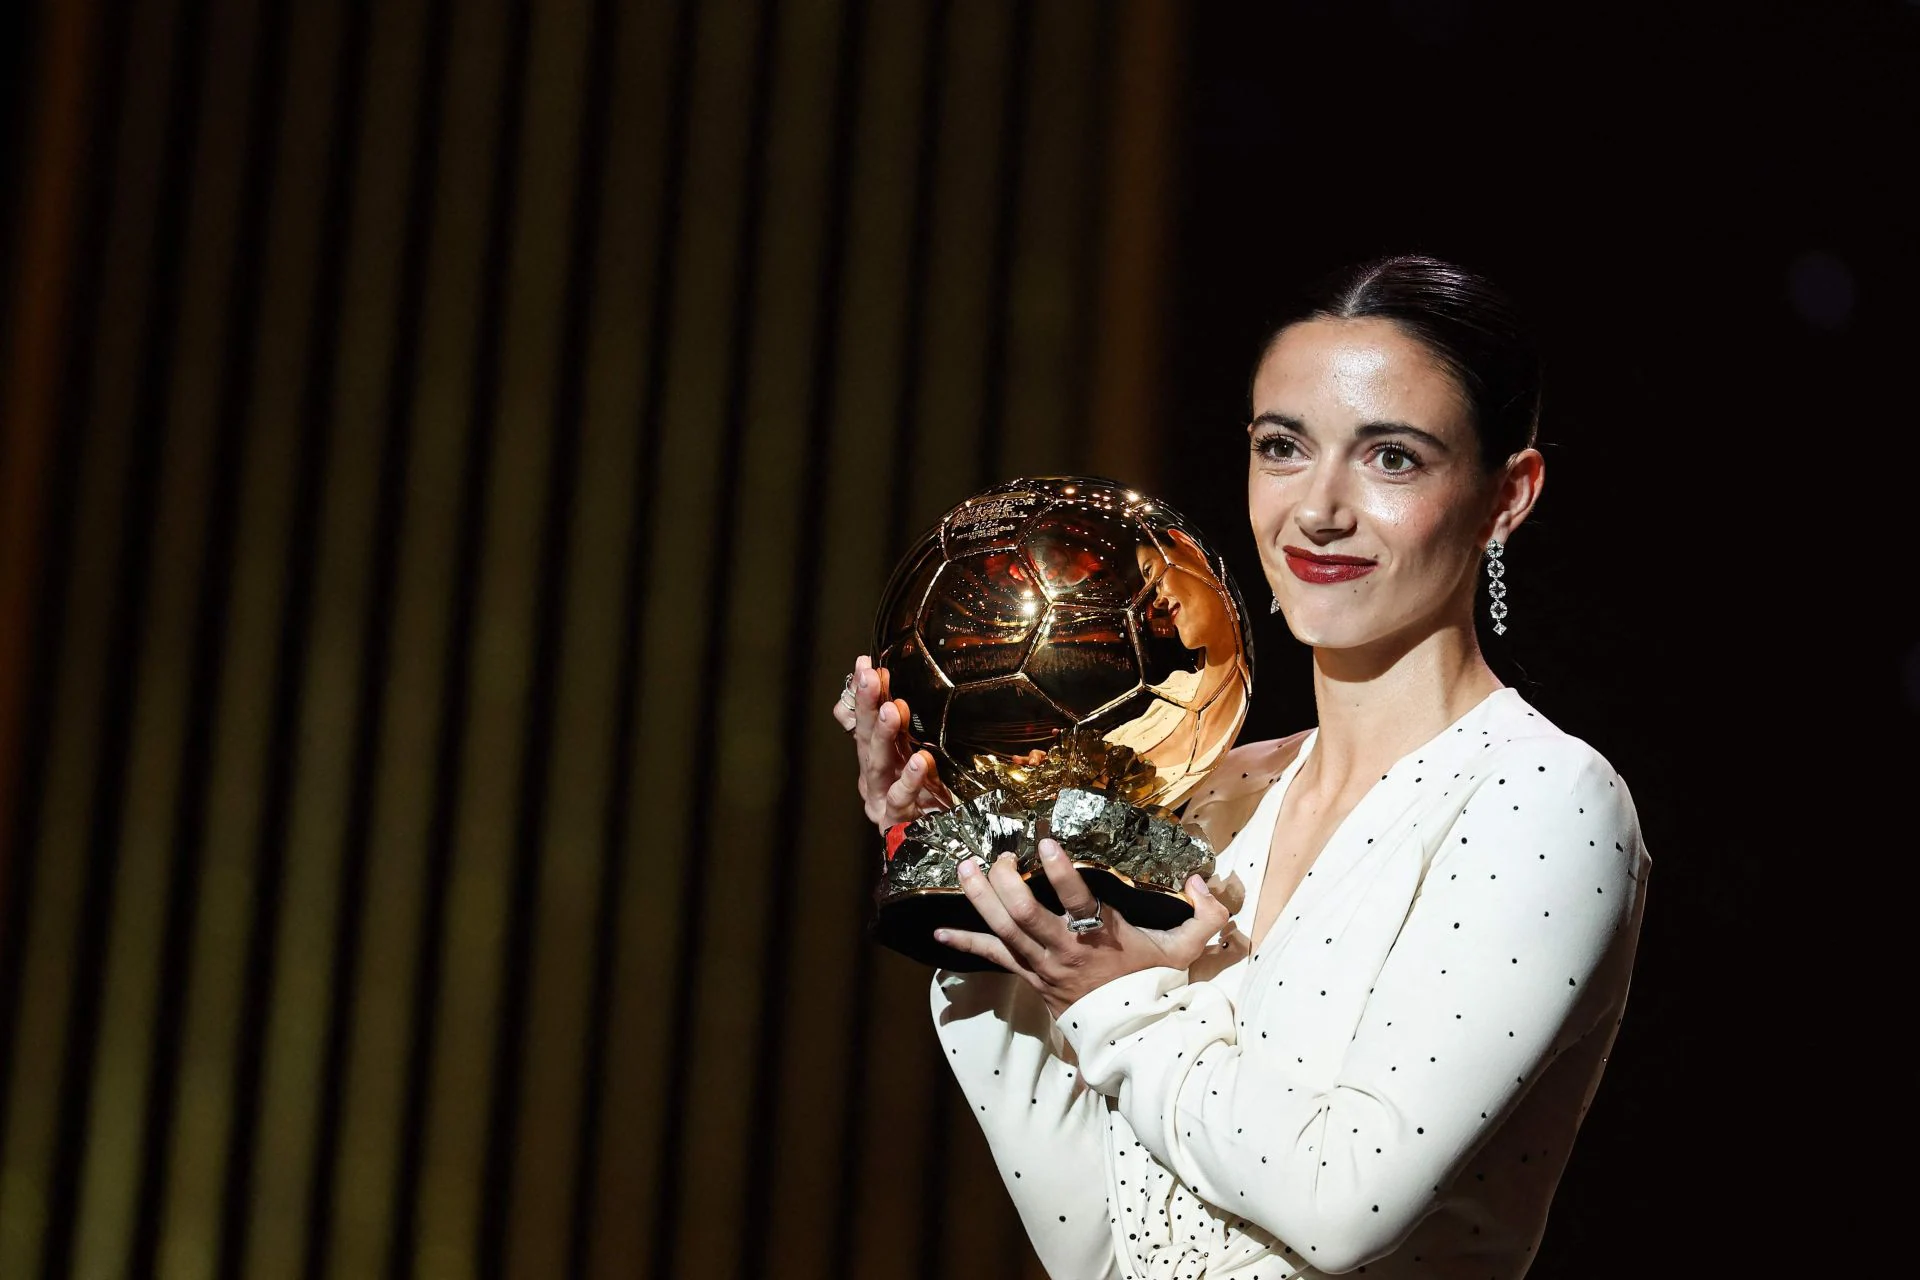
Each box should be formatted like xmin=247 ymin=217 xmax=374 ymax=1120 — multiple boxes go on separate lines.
xmin=1283 ymin=545 xmax=1377 ymax=584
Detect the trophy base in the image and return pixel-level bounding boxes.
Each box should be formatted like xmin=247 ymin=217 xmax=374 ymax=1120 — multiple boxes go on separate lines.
xmin=871 ymin=867 xmax=1198 ymax=971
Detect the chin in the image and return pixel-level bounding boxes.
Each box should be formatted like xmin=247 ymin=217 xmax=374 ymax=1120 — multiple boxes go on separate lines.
xmin=1277 ymin=613 xmax=1358 ymax=650
xmin=1276 ymin=603 xmax=1399 ymax=652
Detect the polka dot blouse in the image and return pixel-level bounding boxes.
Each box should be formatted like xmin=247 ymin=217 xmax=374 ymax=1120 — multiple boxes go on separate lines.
xmin=930 ymin=688 xmax=1649 ymax=1279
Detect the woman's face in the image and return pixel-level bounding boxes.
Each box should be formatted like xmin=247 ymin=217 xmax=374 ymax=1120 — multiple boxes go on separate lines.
xmin=1248 ymin=316 xmax=1500 ymax=653
xmin=1133 ymin=531 xmax=1231 ymax=656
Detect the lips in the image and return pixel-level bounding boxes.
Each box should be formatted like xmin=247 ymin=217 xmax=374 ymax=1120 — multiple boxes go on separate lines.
xmin=1283 ymin=545 xmax=1377 ymax=585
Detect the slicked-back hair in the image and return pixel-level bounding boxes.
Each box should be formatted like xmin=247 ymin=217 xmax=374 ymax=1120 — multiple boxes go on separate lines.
xmin=1255 ymin=255 xmax=1542 ymax=471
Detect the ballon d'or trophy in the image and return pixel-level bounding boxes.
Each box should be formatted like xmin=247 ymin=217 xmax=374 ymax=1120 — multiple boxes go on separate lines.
xmin=868 ymin=476 xmax=1254 ymax=970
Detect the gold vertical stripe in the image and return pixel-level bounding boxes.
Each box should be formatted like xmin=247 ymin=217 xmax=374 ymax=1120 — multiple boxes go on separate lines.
xmin=563 ymin=0 xmax=691 ymax=1271
xmin=0 ymin=0 xmax=1184 ymax=1273
xmin=850 ymin=4 xmax=1017 ymax=1276
xmin=577 ymin=0 xmax=762 ymax=1273
xmin=927 ymin=3 xmax=1037 ymax=1272
xmin=1000 ymin=0 xmax=1100 ymax=482
xmin=408 ymin=0 xmax=595 ymax=1273
xmin=760 ymin=0 xmax=932 ymax=1274
xmin=151 ymin=3 xmax=346 ymax=1275
xmin=846 ymin=952 xmax=947 ymax=1280
xmin=908 ymin=0 xmax=1012 ymax=515
xmin=325 ymin=1 xmax=512 ymax=1272
xmin=71 ymin=0 xmax=265 ymax=1272
xmin=493 ymin=0 xmax=673 ymax=1271
xmin=670 ymin=0 xmax=844 ymax=1273
xmin=0 ymin=0 xmax=184 ymax=1271
xmin=0 ymin=0 xmax=96 ymax=867
xmin=240 ymin=1 xmax=431 ymax=1274
xmin=1085 ymin=0 xmax=1177 ymax=493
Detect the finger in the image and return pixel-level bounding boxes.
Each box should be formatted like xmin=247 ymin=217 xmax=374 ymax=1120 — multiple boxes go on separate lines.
xmin=866 ymin=695 xmax=904 ymax=758
xmin=1036 ymin=839 xmax=1101 ymax=922
xmin=851 ymin=655 xmax=880 ymax=760
xmin=1162 ymin=875 xmax=1233 ymax=959
xmin=872 ymin=697 xmax=905 ymax=754
xmin=1205 ymin=870 xmax=1247 ymax=916
xmin=882 ymin=750 xmax=939 ymax=820
xmin=932 ymin=926 xmax=1025 ymax=975
xmin=832 ymin=654 xmax=863 ymax=735
xmin=958 ymin=856 xmax=1050 ymax=967
xmin=987 ymin=852 xmax=1069 ymax=954
xmin=864 ymin=699 xmax=910 ymax=799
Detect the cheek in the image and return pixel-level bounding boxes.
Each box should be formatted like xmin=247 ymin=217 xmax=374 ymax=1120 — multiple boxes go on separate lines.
xmin=1247 ymin=473 xmax=1286 ymax=536
xmin=1357 ymin=477 xmax=1427 ymax=524
xmin=1367 ymin=485 xmax=1480 ymax=567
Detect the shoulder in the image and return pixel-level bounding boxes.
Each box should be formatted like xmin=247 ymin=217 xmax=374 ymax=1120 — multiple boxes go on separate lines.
xmin=1179 ymin=728 xmax=1312 ymax=851
xmin=1479 ymin=694 xmax=1635 ymax=802
xmin=1186 ymin=729 xmax=1311 ymax=809
xmin=1459 ymin=692 xmax=1649 ymax=864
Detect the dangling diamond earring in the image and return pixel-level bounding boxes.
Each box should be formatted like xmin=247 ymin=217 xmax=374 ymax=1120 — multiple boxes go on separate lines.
xmin=1269 ymin=594 xmax=1281 ymax=615
xmin=1484 ymin=539 xmax=1508 ymax=635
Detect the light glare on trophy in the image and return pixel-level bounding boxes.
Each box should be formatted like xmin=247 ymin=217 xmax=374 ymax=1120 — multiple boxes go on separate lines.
xmin=869 ymin=476 xmax=1254 ymax=970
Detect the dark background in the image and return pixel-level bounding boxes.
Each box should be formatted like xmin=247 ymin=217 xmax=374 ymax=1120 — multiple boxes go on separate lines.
xmin=0 ymin=1 xmax=1910 ymax=1277
xmin=1168 ymin=1 xmax=1916 ymax=1266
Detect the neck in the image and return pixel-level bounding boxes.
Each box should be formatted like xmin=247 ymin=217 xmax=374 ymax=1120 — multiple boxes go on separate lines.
xmin=1301 ymin=615 xmax=1502 ymax=792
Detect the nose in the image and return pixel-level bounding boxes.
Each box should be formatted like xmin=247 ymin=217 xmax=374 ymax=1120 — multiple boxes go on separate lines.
xmin=1293 ymin=457 xmax=1357 ymax=542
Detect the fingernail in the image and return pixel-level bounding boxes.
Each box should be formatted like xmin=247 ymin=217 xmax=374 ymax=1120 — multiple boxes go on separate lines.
xmin=907 ymin=756 xmax=922 ymax=773
xmin=957 ymin=858 xmax=977 ymax=879
xmin=933 ymin=929 xmax=950 ymax=943
xmin=1040 ymin=841 xmax=1060 ymax=861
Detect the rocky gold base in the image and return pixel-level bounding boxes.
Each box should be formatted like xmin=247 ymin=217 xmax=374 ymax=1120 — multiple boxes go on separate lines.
xmin=872 ymin=869 xmax=1203 ymax=970
xmin=871 ymin=788 xmax=1216 ymax=970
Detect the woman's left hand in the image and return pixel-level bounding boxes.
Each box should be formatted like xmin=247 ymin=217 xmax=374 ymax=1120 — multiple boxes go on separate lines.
xmin=938 ymin=838 xmax=1232 ymax=1016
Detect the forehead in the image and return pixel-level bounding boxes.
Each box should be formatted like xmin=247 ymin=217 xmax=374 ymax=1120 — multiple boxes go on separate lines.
xmin=1253 ymin=316 xmax=1469 ymax=431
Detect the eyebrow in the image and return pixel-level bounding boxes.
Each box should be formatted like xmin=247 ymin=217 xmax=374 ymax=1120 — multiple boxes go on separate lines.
xmin=1249 ymin=411 xmax=1452 ymax=455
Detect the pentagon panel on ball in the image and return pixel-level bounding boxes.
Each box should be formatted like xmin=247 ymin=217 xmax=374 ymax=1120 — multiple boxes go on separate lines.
xmin=866 ymin=476 xmax=1256 ymax=970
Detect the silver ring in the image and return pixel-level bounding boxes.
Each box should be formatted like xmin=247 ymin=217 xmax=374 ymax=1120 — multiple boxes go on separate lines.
xmin=1065 ymin=900 xmax=1105 ymax=935
xmin=839 ymin=672 xmax=857 ymax=711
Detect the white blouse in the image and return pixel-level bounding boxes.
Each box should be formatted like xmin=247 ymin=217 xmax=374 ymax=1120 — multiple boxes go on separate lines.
xmin=930 ymin=688 xmax=1649 ymax=1279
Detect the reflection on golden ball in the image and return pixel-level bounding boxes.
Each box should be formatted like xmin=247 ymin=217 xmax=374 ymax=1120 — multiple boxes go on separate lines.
xmin=873 ymin=475 xmax=1254 ymax=816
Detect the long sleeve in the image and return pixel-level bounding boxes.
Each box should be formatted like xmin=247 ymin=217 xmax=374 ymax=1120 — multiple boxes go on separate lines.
xmin=1056 ymin=734 xmax=1645 ymax=1274
xmin=930 ymin=969 xmax=1123 ymax=1280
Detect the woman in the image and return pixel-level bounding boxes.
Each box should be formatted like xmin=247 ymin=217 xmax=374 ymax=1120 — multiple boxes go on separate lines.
xmin=833 ymin=255 xmax=1648 ymax=1279
xmin=1127 ymin=527 xmax=1243 ymax=773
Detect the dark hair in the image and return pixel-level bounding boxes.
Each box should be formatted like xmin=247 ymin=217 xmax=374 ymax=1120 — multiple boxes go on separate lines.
xmin=1256 ymin=255 xmax=1541 ymax=471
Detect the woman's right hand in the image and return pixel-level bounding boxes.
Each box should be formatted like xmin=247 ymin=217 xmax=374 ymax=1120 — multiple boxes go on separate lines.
xmin=831 ymin=654 xmax=955 ymax=834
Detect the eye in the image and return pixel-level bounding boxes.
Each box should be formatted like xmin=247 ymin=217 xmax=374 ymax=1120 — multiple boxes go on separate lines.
xmin=1375 ymin=444 xmax=1420 ymax=474
xmin=1252 ymin=431 xmax=1301 ymax=461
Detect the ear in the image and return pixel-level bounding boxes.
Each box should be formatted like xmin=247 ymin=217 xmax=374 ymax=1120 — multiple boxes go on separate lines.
xmin=1483 ymin=448 xmax=1545 ymax=544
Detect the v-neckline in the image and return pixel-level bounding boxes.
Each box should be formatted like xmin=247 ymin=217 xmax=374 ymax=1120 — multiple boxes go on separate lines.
xmin=1233 ymin=686 xmax=1515 ymax=956
xmin=1237 ymin=732 xmax=1316 ymax=955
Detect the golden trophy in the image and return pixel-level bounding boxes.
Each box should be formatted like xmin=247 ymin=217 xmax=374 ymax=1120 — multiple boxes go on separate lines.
xmin=869 ymin=476 xmax=1254 ymax=969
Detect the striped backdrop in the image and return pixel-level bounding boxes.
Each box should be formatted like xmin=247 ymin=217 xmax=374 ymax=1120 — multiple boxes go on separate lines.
xmin=0 ymin=0 xmax=1180 ymax=1276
